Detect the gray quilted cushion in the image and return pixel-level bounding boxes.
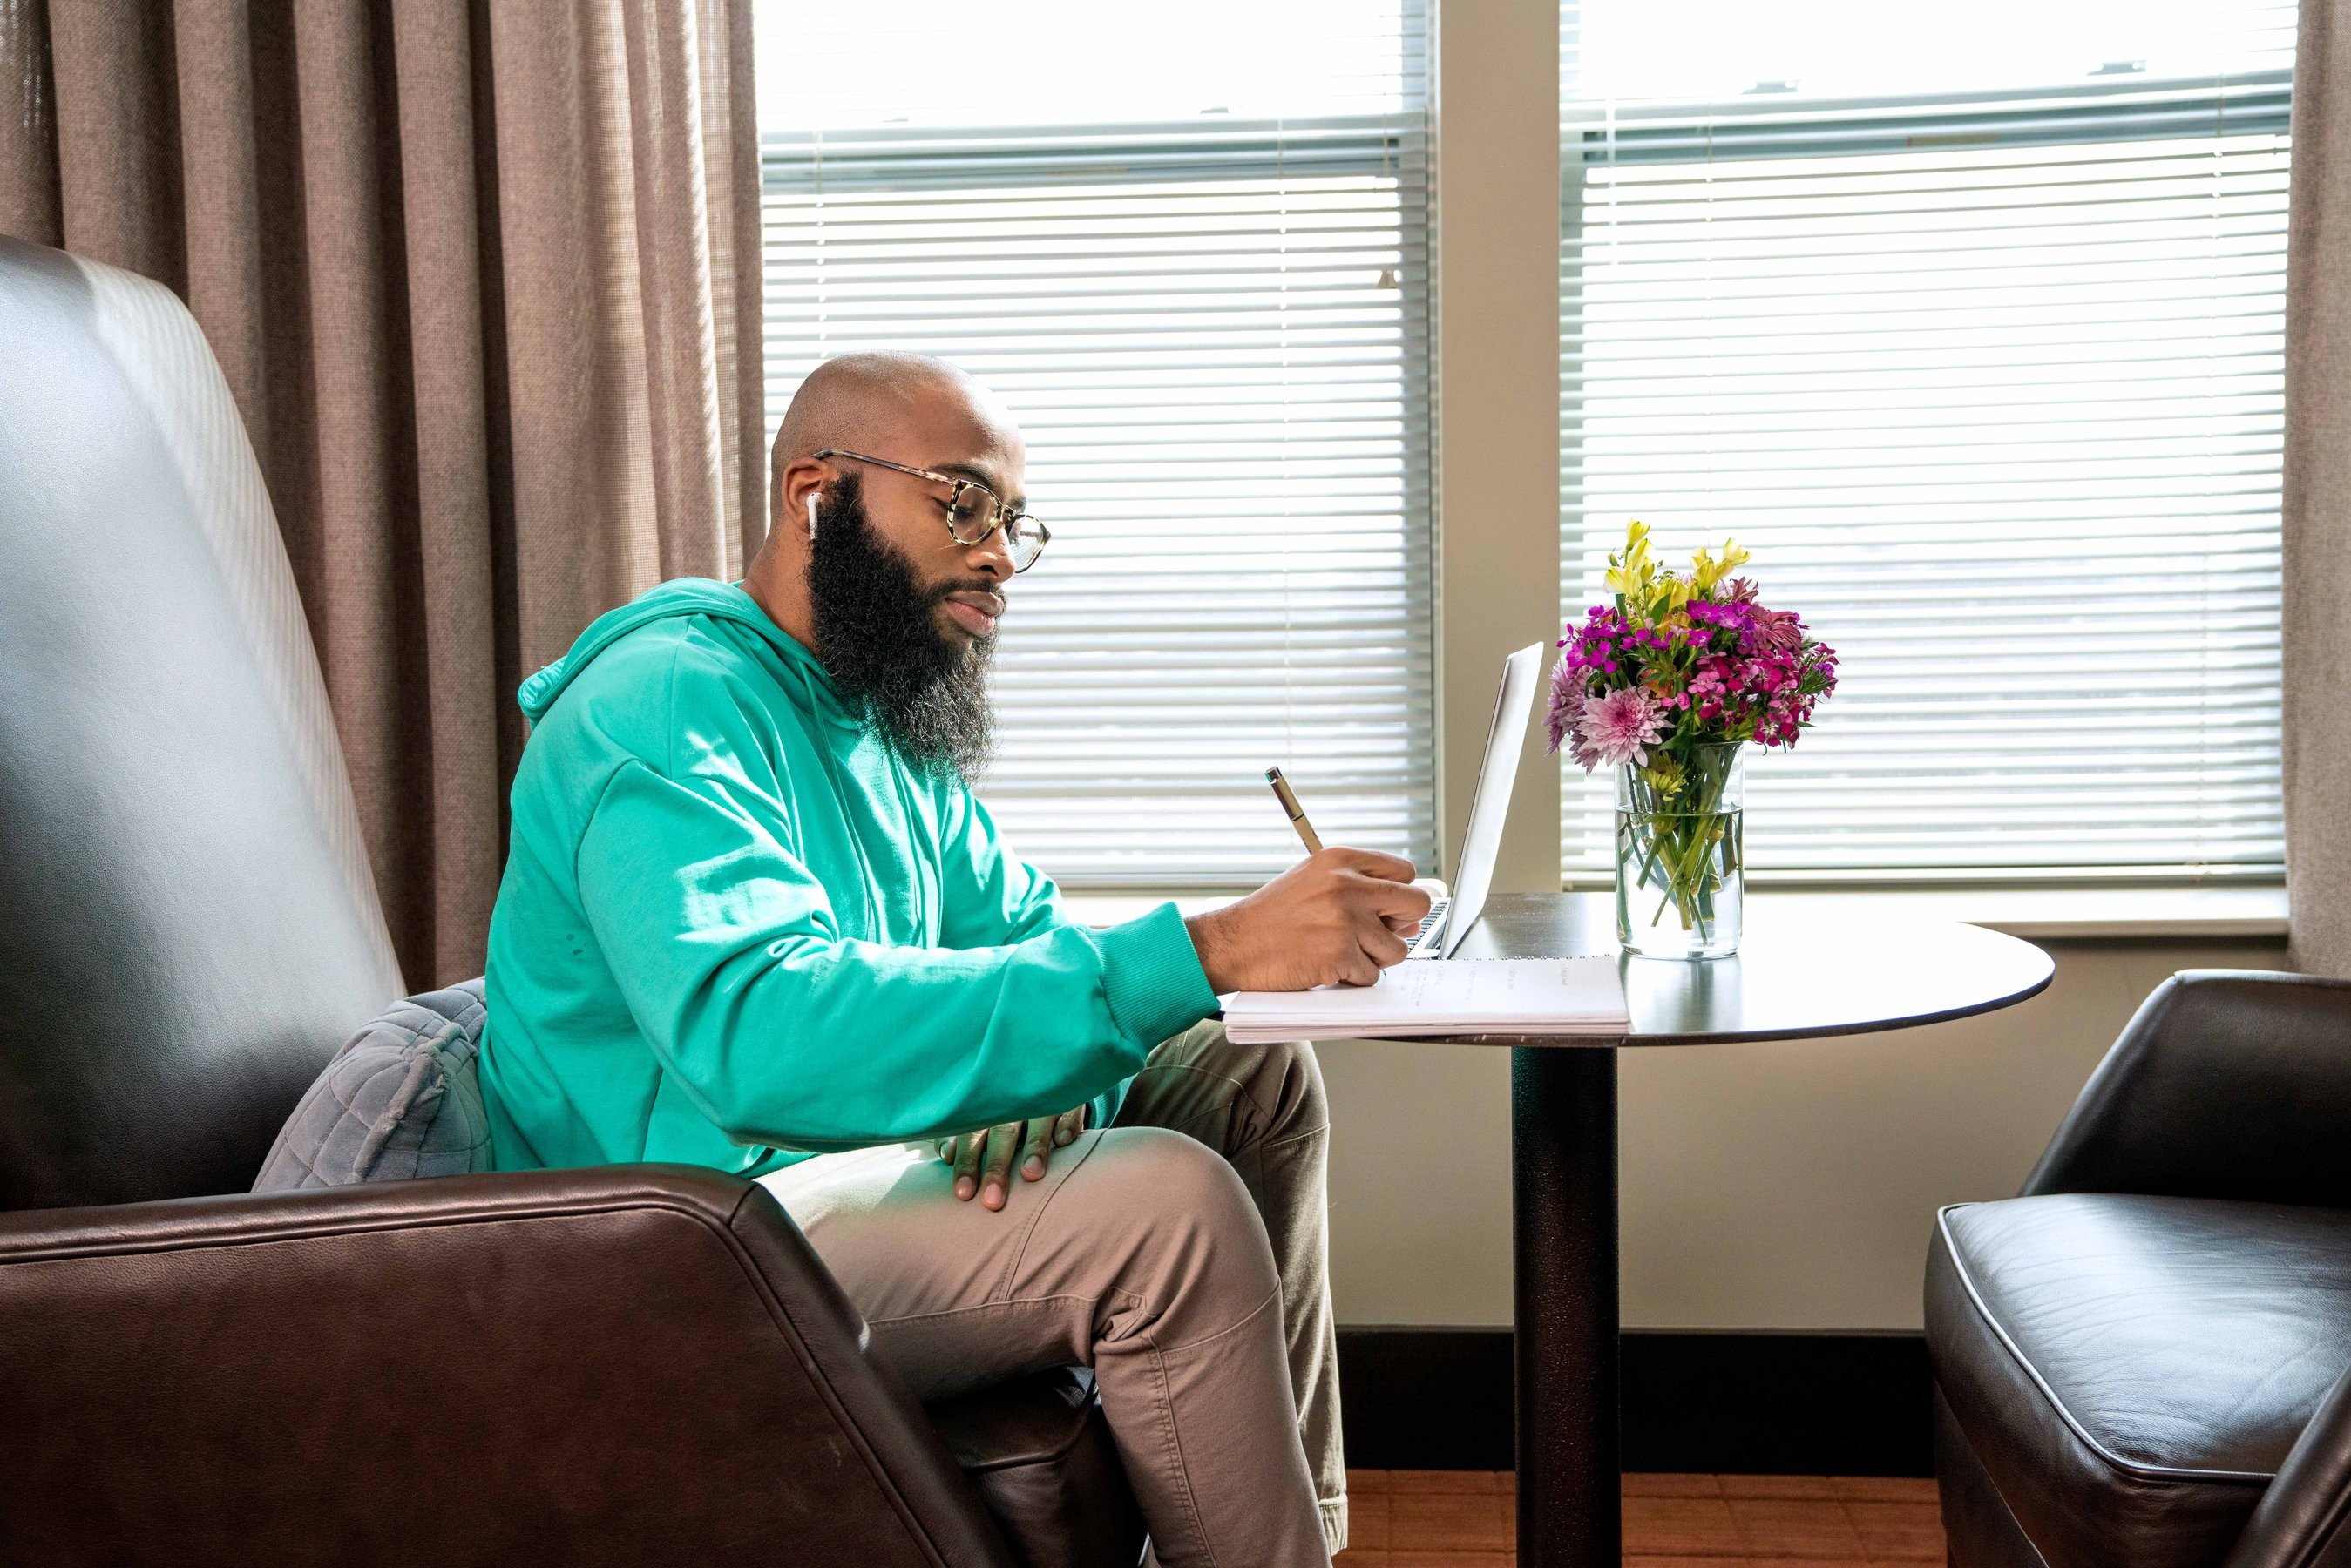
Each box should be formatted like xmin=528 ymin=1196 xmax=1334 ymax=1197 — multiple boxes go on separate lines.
xmin=252 ymin=978 xmax=493 ymax=1189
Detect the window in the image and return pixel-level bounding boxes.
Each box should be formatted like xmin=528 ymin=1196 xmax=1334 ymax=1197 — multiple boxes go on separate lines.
xmin=1562 ymin=2 xmax=2298 ymax=884
xmin=755 ymin=1 xmax=1434 ymax=889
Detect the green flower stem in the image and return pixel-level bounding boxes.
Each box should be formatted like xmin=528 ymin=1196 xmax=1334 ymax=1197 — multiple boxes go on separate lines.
xmin=1619 ymin=745 xmax=1742 ymax=943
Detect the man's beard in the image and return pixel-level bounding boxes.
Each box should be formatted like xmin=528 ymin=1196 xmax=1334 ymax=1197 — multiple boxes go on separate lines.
xmin=805 ymin=473 xmax=996 ymax=780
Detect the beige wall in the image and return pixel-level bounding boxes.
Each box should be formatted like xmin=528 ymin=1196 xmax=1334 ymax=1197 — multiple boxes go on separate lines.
xmin=1433 ymin=0 xmax=1562 ymax=889
xmin=1324 ymin=936 xmax=2290 ymax=1329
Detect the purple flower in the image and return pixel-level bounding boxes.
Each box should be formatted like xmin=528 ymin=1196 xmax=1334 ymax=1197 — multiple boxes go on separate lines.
xmin=1573 ymin=686 xmax=1667 ymax=770
xmin=1686 ymin=599 xmax=1749 ymax=629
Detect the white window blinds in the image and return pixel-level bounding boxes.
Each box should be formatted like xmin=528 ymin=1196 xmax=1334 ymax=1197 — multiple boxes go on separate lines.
xmin=755 ymin=2 xmax=1434 ymax=890
xmin=1561 ymin=2 xmax=2297 ymax=884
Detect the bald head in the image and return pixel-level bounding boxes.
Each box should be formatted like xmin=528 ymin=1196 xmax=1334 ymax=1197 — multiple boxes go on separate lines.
xmin=771 ymin=352 xmax=1020 ymax=479
xmin=748 ymin=351 xmax=1029 ymax=667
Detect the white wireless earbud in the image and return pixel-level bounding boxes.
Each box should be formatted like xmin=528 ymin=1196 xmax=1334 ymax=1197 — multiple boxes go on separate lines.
xmin=806 ymin=491 xmax=819 ymax=541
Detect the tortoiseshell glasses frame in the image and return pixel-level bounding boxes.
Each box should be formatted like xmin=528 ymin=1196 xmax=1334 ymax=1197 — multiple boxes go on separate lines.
xmin=812 ymin=448 xmax=1051 ymax=572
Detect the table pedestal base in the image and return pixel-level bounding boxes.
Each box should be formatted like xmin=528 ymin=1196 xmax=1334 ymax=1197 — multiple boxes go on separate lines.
xmin=1512 ymin=1044 xmax=1620 ymax=1567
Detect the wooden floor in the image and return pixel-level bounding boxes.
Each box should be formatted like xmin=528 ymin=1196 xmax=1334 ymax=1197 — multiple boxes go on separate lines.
xmin=1335 ymin=1470 xmax=1945 ymax=1566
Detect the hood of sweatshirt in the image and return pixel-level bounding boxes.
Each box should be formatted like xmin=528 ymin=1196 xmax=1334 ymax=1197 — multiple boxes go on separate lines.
xmin=517 ymin=578 xmax=853 ymax=729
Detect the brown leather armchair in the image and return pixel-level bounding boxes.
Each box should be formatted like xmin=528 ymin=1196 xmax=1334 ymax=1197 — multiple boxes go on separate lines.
xmin=1928 ymin=968 xmax=2351 ymax=1568
xmin=0 ymin=235 xmax=1142 ymax=1567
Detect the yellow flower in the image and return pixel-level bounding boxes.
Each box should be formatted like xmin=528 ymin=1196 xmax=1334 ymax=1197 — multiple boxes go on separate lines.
xmin=1690 ymin=538 xmax=1750 ymax=592
xmin=1605 ymin=520 xmax=1657 ymax=612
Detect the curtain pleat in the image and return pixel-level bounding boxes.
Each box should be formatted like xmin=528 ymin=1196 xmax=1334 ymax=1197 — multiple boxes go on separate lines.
xmin=2286 ymin=0 xmax=2351 ymax=976
xmin=0 ymin=0 xmax=765 ymax=989
xmin=705 ymin=0 xmax=766 ymax=561
xmin=0 ymin=0 xmax=61 ymax=240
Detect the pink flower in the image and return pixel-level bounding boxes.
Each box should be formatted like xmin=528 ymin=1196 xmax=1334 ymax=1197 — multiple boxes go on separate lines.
xmin=1753 ymin=608 xmax=1806 ymax=652
xmin=1574 ymin=686 xmax=1666 ymax=770
xmin=1543 ymin=659 xmax=1583 ymax=754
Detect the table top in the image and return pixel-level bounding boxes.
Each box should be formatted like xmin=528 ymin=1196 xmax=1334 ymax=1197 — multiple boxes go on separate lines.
xmin=1421 ymin=892 xmax=2055 ymax=1047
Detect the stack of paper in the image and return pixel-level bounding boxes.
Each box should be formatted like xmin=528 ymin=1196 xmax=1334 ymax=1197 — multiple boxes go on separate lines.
xmin=1220 ymin=957 xmax=1629 ymax=1044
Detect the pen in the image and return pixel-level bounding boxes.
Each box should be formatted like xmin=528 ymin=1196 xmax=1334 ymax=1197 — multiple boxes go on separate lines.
xmin=1264 ymin=767 xmax=1325 ymax=855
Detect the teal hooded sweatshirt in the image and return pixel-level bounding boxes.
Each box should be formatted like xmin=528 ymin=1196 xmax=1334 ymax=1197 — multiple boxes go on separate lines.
xmin=480 ymin=578 xmax=1218 ymax=1177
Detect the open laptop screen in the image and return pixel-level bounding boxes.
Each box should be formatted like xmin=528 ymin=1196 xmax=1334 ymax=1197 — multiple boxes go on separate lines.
xmin=1441 ymin=642 xmax=1545 ymax=957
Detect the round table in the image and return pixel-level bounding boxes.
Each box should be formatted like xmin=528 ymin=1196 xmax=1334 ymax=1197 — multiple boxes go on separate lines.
xmin=1390 ymin=893 xmax=2056 ymax=1568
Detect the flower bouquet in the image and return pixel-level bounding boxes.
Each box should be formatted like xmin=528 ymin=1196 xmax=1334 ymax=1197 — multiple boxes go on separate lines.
xmin=1548 ymin=522 xmax=1839 ymax=958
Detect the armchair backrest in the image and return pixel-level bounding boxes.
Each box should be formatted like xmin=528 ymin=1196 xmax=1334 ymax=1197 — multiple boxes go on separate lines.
xmin=2023 ymin=968 xmax=2351 ymax=1207
xmin=0 ymin=238 xmax=403 ymax=1210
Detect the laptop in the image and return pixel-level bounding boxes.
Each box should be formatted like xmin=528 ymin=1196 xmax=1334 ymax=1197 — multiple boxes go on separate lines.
xmin=1405 ymin=641 xmax=1545 ymax=960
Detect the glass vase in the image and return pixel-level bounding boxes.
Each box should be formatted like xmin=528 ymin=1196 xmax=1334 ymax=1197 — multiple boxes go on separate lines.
xmin=1615 ymin=741 xmax=1744 ymax=959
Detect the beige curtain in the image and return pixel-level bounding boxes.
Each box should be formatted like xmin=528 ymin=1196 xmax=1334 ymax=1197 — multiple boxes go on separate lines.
xmin=0 ymin=0 xmax=769 ymax=990
xmin=2287 ymin=0 xmax=2351 ymax=977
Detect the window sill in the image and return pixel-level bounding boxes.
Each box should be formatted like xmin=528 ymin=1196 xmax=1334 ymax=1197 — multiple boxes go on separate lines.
xmin=1060 ymin=886 xmax=2290 ymax=941
xmin=1736 ymin=886 xmax=2288 ymax=941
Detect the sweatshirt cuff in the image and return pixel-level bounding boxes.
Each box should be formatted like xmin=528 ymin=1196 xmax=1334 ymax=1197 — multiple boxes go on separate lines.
xmin=1096 ymin=902 xmax=1220 ymax=1049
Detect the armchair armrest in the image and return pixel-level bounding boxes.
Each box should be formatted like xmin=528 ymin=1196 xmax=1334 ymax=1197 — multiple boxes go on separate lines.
xmin=2022 ymin=970 xmax=2351 ymax=1206
xmin=0 ymin=1166 xmax=1016 ymax=1567
xmin=2225 ymin=1364 xmax=2351 ymax=1568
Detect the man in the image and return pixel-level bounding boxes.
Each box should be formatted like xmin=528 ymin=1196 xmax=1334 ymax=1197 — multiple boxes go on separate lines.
xmin=482 ymin=352 xmax=1430 ymax=1566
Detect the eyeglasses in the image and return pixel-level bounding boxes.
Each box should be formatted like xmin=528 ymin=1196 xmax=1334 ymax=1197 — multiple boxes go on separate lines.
xmin=812 ymin=449 xmax=1052 ymax=572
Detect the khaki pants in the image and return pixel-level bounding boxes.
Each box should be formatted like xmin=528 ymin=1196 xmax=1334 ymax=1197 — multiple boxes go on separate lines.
xmin=758 ymin=1023 xmax=1344 ymax=1567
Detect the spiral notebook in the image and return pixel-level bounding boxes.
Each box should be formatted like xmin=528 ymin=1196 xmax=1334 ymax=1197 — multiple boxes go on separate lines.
xmin=1219 ymin=956 xmax=1629 ymax=1044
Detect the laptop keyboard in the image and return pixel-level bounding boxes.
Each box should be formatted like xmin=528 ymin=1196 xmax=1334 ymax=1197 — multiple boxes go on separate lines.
xmin=1407 ymin=896 xmax=1452 ymax=957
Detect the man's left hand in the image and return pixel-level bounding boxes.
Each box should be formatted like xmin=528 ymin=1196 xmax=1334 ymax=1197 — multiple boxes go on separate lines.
xmin=936 ymin=1105 xmax=1089 ymax=1210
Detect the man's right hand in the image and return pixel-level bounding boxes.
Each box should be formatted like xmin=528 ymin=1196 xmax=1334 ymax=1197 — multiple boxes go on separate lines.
xmin=1184 ymin=848 xmax=1432 ymax=993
